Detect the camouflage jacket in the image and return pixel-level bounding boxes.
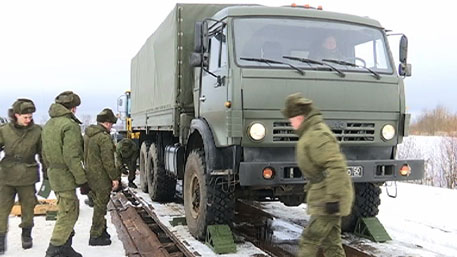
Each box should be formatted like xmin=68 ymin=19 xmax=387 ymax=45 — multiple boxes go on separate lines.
xmin=115 ymin=138 xmax=138 ymax=172
xmin=84 ymin=124 xmax=120 ymax=191
xmin=0 ymin=121 xmax=44 ymax=186
xmin=295 ymin=108 xmax=354 ymax=216
xmin=42 ymin=103 xmax=87 ymax=192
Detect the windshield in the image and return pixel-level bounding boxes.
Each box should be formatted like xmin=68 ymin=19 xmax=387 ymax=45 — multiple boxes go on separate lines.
xmin=233 ymin=17 xmax=393 ymax=74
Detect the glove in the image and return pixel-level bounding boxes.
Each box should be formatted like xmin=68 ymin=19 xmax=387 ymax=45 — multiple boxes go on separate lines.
xmin=325 ymin=202 xmax=340 ymax=214
xmin=79 ymin=182 xmax=91 ymax=195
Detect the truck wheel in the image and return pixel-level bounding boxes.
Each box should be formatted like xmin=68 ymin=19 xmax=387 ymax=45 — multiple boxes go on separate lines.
xmin=184 ymin=149 xmax=235 ymax=240
xmin=139 ymin=141 xmax=150 ymax=193
xmin=279 ymin=194 xmax=305 ymax=207
xmin=146 ymin=144 xmax=176 ymax=201
xmin=342 ymin=182 xmax=381 ymax=232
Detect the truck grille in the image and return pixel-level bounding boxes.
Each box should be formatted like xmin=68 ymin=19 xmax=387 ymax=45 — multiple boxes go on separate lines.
xmin=273 ymin=121 xmax=375 ymax=142
xmin=273 ymin=122 xmax=298 ymax=142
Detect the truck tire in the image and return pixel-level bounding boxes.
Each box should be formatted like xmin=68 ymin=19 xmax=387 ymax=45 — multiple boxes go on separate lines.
xmin=342 ymin=182 xmax=381 ymax=232
xmin=146 ymin=143 xmax=176 ymax=202
xmin=279 ymin=194 xmax=305 ymax=207
xmin=184 ymin=149 xmax=235 ymax=240
xmin=139 ymin=141 xmax=150 ymax=193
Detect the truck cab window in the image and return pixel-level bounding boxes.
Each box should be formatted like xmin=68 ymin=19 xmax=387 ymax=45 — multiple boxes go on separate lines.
xmin=208 ymin=29 xmax=227 ymax=71
xmin=354 ymin=39 xmax=389 ymax=69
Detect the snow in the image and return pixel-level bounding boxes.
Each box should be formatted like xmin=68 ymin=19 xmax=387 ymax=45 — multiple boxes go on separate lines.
xmin=2 ymin=190 xmax=124 ymax=257
xmin=134 ymin=191 xmax=267 ymax=257
xmin=378 ymin=182 xmax=457 ymax=257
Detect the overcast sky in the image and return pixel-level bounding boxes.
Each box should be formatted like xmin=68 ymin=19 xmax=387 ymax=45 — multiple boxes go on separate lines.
xmin=0 ymin=0 xmax=455 ymax=123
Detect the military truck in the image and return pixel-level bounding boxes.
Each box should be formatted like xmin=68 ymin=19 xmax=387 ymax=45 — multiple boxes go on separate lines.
xmin=118 ymin=3 xmax=424 ymax=239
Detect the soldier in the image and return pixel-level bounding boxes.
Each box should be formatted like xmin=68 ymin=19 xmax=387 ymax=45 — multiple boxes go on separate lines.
xmin=116 ymin=138 xmax=139 ymax=188
xmin=84 ymin=108 xmax=120 ymax=246
xmin=0 ymin=99 xmax=46 ymax=254
xmin=281 ymin=93 xmax=354 ymax=257
xmin=42 ymin=91 xmax=89 ymax=257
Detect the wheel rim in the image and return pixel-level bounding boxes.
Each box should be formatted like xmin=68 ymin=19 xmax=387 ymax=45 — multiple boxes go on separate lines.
xmin=190 ymin=173 xmax=200 ymax=219
xmin=149 ymin=154 xmax=155 ymax=186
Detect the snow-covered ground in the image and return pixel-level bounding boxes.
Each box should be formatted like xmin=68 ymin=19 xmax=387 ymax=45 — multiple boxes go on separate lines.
xmin=2 ymin=190 xmax=124 ymax=257
xmin=261 ymin=182 xmax=457 ymax=257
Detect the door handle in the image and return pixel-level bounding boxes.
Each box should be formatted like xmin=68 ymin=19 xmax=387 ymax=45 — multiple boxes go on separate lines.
xmin=199 ymin=96 xmax=206 ymax=102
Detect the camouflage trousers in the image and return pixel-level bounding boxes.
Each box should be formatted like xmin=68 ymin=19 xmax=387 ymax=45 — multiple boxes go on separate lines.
xmin=298 ymin=215 xmax=345 ymax=257
xmin=51 ymin=190 xmax=79 ymax=246
xmin=89 ymin=188 xmax=111 ymax=237
xmin=123 ymin=158 xmax=137 ymax=182
xmin=0 ymin=184 xmax=37 ymax=234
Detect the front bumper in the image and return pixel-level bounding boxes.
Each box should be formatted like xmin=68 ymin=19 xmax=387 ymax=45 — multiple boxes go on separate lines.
xmin=238 ymin=159 xmax=424 ymax=186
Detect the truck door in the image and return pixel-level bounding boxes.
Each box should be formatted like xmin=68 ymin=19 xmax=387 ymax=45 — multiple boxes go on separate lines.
xmin=199 ymin=27 xmax=229 ymax=130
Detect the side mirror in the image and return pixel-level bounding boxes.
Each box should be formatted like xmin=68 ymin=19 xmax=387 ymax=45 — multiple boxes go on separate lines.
xmin=398 ymin=35 xmax=411 ymax=76
xmin=194 ymin=21 xmax=209 ymax=52
xmin=399 ymin=63 xmax=412 ymax=77
xmin=399 ymin=35 xmax=408 ymax=63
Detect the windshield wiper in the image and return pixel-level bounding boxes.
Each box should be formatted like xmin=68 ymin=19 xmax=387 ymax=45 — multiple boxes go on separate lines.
xmin=283 ymin=56 xmax=345 ymax=78
xmin=240 ymin=57 xmax=305 ymax=76
xmin=322 ymin=59 xmax=381 ymax=80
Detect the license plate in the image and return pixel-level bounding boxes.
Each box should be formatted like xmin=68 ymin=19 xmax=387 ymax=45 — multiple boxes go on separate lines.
xmin=347 ymin=166 xmax=363 ymax=177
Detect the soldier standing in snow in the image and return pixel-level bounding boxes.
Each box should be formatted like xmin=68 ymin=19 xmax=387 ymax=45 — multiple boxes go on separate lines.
xmin=84 ymin=108 xmax=120 ymax=246
xmin=0 ymin=99 xmax=46 ymax=254
xmin=281 ymin=93 xmax=354 ymax=257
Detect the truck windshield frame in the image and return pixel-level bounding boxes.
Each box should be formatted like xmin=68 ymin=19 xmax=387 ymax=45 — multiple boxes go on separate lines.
xmin=232 ymin=17 xmax=394 ymax=74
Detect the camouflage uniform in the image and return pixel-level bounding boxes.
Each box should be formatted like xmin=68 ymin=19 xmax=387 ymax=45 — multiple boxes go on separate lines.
xmin=116 ymin=138 xmax=139 ymax=187
xmin=0 ymin=99 xmax=45 ymax=253
xmin=84 ymin=108 xmax=119 ymax=245
xmin=42 ymin=91 xmax=86 ymax=257
xmin=282 ymin=93 xmax=354 ymax=257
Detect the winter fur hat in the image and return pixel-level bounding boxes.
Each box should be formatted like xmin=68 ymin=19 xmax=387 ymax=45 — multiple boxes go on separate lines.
xmin=12 ymin=98 xmax=36 ymax=114
xmin=281 ymin=93 xmax=313 ymax=118
xmin=96 ymin=108 xmax=118 ymax=124
xmin=55 ymin=91 xmax=81 ymax=109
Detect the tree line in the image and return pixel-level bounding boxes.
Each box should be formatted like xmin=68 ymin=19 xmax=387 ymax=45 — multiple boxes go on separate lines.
xmin=410 ymin=106 xmax=457 ymax=135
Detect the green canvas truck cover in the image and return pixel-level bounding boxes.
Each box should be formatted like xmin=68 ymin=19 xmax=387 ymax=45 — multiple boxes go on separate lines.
xmin=130 ymin=4 xmax=234 ymax=129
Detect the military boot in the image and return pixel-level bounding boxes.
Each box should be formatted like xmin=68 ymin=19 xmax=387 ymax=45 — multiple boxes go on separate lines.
xmin=128 ymin=181 xmax=138 ymax=188
xmin=89 ymin=232 xmax=111 ymax=246
xmin=0 ymin=233 xmax=6 ymax=255
xmin=45 ymin=243 xmax=66 ymax=257
xmin=102 ymin=228 xmax=111 ymax=239
xmin=63 ymin=231 xmax=82 ymax=257
xmin=21 ymin=227 xmax=33 ymax=249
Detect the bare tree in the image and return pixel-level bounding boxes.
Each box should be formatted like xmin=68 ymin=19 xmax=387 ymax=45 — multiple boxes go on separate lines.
xmin=440 ymin=137 xmax=457 ymax=189
xmin=410 ymin=106 xmax=455 ymax=135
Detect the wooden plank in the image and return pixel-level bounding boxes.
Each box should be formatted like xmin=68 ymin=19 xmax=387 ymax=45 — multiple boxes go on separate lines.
xmin=110 ymin=192 xmax=172 ymax=257
xmin=109 ymin=199 xmax=140 ymax=256
xmin=119 ymin=207 xmax=170 ymax=257
xmin=11 ymin=199 xmax=58 ymax=216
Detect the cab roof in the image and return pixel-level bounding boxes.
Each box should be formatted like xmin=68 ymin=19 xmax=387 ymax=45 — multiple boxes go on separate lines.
xmin=213 ymin=5 xmax=383 ymax=29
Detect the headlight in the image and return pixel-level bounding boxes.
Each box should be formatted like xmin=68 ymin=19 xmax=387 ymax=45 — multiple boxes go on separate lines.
xmin=248 ymin=123 xmax=266 ymax=141
xmin=381 ymin=124 xmax=395 ymax=141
